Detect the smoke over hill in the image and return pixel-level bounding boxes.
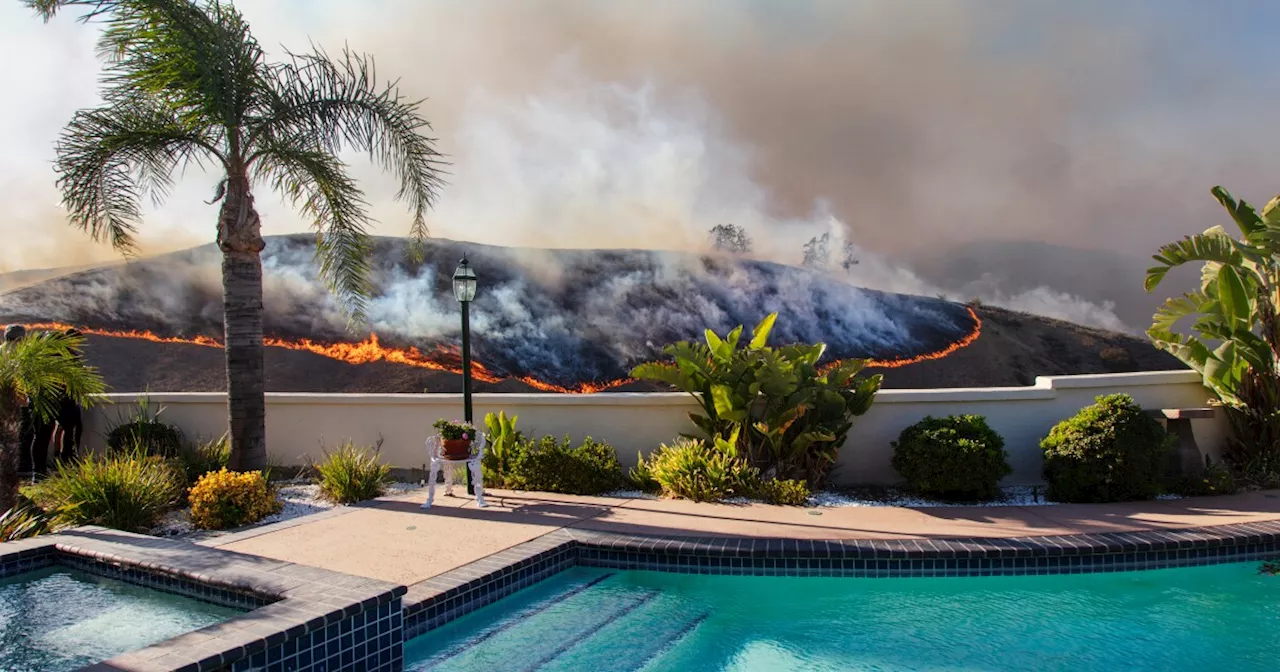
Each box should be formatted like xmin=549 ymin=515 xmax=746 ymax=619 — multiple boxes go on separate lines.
xmin=0 ymin=235 xmax=986 ymax=391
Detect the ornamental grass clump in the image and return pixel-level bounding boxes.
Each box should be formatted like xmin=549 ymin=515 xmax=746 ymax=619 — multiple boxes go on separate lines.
xmin=640 ymin=437 xmax=759 ymax=503
xmin=187 ymin=468 xmax=280 ymax=531
xmin=106 ymin=397 xmax=184 ymax=458
xmin=25 ymin=448 xmax=183 ymax=532
xmin=316 ymin=440 xmax=392 ymax=504
xmin=0 ymin=496 xmax=57 ymax=542
xmin=176 ymin=433 xmax=232 ymax=487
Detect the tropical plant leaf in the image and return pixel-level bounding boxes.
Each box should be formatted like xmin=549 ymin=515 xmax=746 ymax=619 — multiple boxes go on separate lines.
xmin=749 ymin=313 xmax=778 ymax=350
xmin=1146 ymin=232 xmax=1242 ymax=292
xmin=1212 ymin=185 xmax=1265 ymax=236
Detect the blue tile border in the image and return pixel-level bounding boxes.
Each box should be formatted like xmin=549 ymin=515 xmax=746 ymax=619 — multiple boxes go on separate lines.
xmin=401 ymin=520 xmax=1280 ymax=638
xmin=0 ymin=528 xmax=405 ymax=672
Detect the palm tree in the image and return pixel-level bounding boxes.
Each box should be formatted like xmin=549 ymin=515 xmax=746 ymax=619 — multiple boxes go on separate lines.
xmin=26 ymin=0 xmax=446 ymax=470
xmin=1 ymin=331 xmax=105 ymax=511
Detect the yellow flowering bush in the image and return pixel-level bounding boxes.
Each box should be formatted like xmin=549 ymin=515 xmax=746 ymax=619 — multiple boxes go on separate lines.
xmin=188 ymin=468 xmax=281 ymax=530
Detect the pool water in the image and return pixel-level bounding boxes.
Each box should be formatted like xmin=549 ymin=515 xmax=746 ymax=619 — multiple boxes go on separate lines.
xmin=0 ymin=566 xmax=244 ymax=671
xmin=405 ymin=562 xmax=1280 ymax=672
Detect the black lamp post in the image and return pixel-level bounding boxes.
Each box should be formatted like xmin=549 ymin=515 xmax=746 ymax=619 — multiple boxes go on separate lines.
xmin=452 ymin=256 xmax=478 ymax=494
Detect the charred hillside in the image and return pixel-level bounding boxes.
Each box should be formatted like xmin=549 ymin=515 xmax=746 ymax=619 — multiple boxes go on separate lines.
xmin=0 ymin=235 xmax=1183 ymax=392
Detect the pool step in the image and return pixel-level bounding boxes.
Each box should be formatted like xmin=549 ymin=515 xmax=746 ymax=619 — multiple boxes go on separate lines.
xmin=414 ymin=572 xmax=616 ymax=667
xmin=534 ymin=593 xmax=710 ymax=672
xmin=514 ymin=590 xmax=661 ymax=672
xmin=416 ymin=575 xmax=657 ymax=671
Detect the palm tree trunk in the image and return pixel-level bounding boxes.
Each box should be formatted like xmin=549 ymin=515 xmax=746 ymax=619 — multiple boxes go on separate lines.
xmin=0 ymin=395 xmax=21 ymax=512
xmin=218 ymin=178 xmax=268 ymax=471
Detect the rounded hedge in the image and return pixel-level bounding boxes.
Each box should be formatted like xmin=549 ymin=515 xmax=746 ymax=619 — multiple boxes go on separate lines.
xmin=1041 ymin=393 xmax=1173 ymax=503
xmin=891 ymin=414 xmax=1011 ymax=502
xmin=107 ymin=420 xmax=184 ymax=458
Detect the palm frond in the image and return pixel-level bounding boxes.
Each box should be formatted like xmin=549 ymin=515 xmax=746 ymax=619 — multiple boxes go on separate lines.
xmin=54 ymin=96 xmax=221 ymax=253
xmin=253 ymin=140 xmax=373 ymax=322
xmin=0 ymin=332 xmax=106 ymax=423
xmin=31 ymin=1 xmax=263 ymax=129
xmin=253 ymin=45 xmax=448 ymax=255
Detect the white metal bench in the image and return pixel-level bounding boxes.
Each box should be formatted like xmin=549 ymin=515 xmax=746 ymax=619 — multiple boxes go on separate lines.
xmin=421 ymin=433 xmax=487 ymax=509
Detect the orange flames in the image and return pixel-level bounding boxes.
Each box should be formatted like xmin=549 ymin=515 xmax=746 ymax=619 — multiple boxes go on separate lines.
xmin=864 ymin=306 xmax=983 ymax=369
xmin=22 ymin=306 xmax=980 ymax=393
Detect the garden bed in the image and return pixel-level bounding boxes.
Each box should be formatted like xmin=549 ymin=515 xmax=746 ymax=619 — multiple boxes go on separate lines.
xmin=153 ymin=480 xmax=423 ymax=538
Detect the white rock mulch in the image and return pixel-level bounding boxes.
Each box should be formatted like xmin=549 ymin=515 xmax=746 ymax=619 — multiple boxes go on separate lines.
xmin=598 ymin=485 xmax=1186 ymax=509
xmin=152 ymin=481 xmax=423 ymax=538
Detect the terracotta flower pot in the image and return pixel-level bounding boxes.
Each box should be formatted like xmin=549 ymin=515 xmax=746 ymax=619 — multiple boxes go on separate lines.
xmin=442 ymin=438 xmax=472 ymax=460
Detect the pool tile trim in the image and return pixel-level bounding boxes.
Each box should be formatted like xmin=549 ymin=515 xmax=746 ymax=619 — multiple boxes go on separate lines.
xmin=401 ymin=520 xmax=1280 ymax=638
xmin=0 ymin=527 xmax=405 ymax=672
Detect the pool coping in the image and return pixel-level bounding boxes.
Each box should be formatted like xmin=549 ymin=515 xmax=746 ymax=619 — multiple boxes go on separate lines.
xmin=0 ymin=527 xmax=406 ymax=672
xmin=400 ymin=519 xmax=1280 ymax=639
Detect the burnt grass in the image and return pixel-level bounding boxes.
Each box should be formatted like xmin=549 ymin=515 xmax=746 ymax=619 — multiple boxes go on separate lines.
xmin=64 ymin=304 xmax=1182 ymax=393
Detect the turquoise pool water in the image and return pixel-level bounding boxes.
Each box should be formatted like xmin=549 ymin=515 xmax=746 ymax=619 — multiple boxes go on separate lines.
xmin=405 ymin=562 xmax=1280 ymax=671
xmin=0 ymin=566 xmax=244 ymax=671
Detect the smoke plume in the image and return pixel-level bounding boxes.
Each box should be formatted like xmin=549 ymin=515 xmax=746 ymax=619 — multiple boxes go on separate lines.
xmin=5 ymin=0 xmax=1278 ymax=333
xmin=0 ymin=236 xmax=979 ymax=388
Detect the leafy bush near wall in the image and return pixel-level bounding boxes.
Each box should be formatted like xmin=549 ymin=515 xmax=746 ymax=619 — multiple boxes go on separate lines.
xmin=504 ymin=435 xmax=625 ymax=495
xmin=315 ymin=440 xmax=392 ymax=504
xmin=188 ymin=468 xmax=281 ymax=530
xmin=891 ymin=415 xmax=1011 ymax=502
xmin=1041 ymin=394 xmax=1174 ymax=503
xmin=106 ymin=397 xmax=184 ymax=458
xmin=26 ymin=449 xmax=184 ymax=532
xmin=631 ymin=313 xmax=881 ymax=487
xmin=755 ymin=478 xmax=811 ymax=506
xmin=638 ymin=437 xmax=759 ymax=503
xmin=1175 ymin=457 xmax=1238 ymax=497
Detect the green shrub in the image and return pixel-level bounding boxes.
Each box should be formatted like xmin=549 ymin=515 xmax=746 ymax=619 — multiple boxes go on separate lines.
xmin=316 ymin=440 xmax=392 ymax=504
xmin=628 ymin=451 xmax=662 ymax=493
xmin=641 ymin=438 xmax=759 ymax=502
xmin=26 ymin=450 xmax=183 ymax=532
xmin=507 ymin=435 xmax=625 ymax=495
xmin=176 ymin=434 xmax=232 ymax=486
xmin=106 ymin=397 xmax=184 ymax=458
xmin=1175 ymin=457 xmax=1238 ymax=497
xmin=0 ymin=496 xmax=57 ymax=542
xmin=108 ymin=420 xmax=184 ymax=458
xmin=891 ymin=414 xmax=1011 ymax=502
xmin=1041 ymin=394 xmax=1174 ymax=503
xmin=187 ymin=468 xmax=281 ymax=530
xmin=756 ymin=478 xmax=811 ymax=506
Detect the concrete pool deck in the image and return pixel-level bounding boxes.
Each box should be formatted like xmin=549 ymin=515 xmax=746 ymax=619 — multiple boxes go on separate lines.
xmin=200 ymin=487 xmax=1280 ymax=587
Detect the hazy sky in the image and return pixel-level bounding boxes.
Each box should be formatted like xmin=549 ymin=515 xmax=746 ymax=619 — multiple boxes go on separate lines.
xmin=3 ymin=0 xmax=1280 ymax=276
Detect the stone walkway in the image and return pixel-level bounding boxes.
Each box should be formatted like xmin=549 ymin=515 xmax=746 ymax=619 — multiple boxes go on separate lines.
xmin=202 ymin=487 xmax=1280 ymax=587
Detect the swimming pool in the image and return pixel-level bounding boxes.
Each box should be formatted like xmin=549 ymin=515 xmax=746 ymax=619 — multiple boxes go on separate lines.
xmin=0 ymin=566 xmax=244 ymax=671
xmin=405 ymin=561 xmax=1280 ymax=671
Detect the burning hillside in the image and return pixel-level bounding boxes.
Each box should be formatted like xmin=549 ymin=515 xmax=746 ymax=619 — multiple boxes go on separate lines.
xmin=0 ymin=235 xmax=1181 ymax=392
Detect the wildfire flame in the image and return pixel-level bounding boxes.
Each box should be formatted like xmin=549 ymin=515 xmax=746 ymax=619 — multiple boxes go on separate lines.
xmin=864 ymin=306 xmax=983 ymax=369
xmin=21 ymin=307 xmax=980 ymax=393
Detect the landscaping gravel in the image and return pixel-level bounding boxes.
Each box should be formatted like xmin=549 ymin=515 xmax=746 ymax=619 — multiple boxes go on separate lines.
xmin=601 ymin=485 xmax=1188 ymax=508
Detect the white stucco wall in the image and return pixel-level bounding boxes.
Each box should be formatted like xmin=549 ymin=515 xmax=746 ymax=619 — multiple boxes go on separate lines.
xmin=80 ymin=370 xmax=1224 ymax=487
